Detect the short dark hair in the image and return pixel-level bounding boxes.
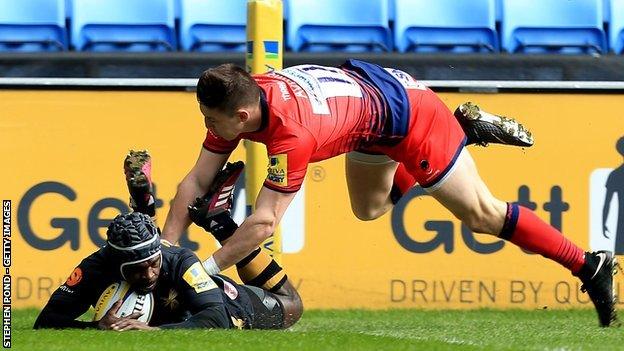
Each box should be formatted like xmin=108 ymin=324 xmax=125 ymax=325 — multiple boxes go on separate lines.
xmin=196 ymin=64 xmax=261 ymax=114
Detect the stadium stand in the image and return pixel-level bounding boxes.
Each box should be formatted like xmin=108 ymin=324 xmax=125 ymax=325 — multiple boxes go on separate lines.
xmin=496 ymin=0 xmax=503 ymax=22
xmin=610 ymin=0 xmax=624 ymax=53
xmin=0 ymin=0 xmax=67 ymax=52
xmin=394 ymin=0 xmax=498 ymax=53
xmin=501 ymin=0 xmax=607 ymax=54
xmin=71 ymin=0 xmax=176 ymax=52
xmin=287 ymin=0 xmax=392 ymax=52
xmin=179 ymin=0 xmax=247 ymax=52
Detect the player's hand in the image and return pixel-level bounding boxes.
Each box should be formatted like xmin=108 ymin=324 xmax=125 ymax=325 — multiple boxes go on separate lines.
xmin=97 ymin=300 xmax=143 ymax=330
xmin=188 ymin=161 xmax=244 ymax=234
xmin=111 ymin=318 xmax=158 ymax=331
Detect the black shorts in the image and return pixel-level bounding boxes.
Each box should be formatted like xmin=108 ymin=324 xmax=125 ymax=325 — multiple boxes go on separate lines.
xmin=241 ymin=285 xmax=285 ymax=329
xmin=212 ymin=274 xmax=284 ymax=330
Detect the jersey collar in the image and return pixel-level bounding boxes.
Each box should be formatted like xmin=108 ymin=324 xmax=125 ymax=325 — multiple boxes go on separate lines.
xmin=257 ymin=89 xmax=269 ymax=133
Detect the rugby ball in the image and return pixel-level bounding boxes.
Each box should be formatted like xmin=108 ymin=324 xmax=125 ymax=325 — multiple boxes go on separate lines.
xmin=93 ymin=281 xmax=154 ymax=323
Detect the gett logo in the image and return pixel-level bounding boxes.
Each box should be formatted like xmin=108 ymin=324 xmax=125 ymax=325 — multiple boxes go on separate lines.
xmin=14 ymin=181 xmax=211 ymax=251
xmin=18 ymin=181 xmax=138 ymax=250
xmin=391 ymin=185 xmax=569 ymax=254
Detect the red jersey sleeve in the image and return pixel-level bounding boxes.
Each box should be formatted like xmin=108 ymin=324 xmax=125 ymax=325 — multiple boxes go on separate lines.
xmin=202 ymin=129 xmax=240 ymax=154
xmin=263 ymin=128 xmax=316 ymax=193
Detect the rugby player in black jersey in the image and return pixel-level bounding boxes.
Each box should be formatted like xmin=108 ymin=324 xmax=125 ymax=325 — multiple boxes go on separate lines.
xmin=34 ymin=151 xmax=302 ymax=330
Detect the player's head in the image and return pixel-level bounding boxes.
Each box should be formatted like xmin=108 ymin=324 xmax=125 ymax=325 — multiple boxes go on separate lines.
xmin=196 ymin=63 xmax=261 ymax=141
xmin=106 ymin=212 xmax=162 ymax=294
xmin=617 ymin=136 xmax=624 ymax=156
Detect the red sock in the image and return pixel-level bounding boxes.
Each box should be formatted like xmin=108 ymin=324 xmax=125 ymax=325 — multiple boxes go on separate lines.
xmin=500 ymin=204 xmax=585 ymax=274
xmin=393 ymin=163 xmax=416 ymax=194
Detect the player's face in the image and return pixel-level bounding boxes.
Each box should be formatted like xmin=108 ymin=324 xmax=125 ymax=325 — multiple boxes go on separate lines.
xmin=123 ymin=254 xmax=162 ymax=294
xmin=200 ymin=104 xmax=244 ymax=141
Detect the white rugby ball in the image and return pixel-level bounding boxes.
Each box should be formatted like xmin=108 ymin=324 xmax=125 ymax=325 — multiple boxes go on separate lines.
xmin=93 ymin=281 xmax=154 ymax=324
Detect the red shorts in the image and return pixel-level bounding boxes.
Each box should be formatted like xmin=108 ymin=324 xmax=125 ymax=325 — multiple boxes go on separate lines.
xmin=368 ymin=88 xmax=466 ymax=191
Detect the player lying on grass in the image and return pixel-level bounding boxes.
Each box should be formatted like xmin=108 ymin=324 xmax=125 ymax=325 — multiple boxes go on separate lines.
xmin=33 ymin=152 xmax=302 ymax=330
xmin=161 ymin=60 xmax=619 ymax=327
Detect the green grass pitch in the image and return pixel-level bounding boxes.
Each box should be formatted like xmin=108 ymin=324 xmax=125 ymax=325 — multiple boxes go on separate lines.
xmin=13 ymin=308 xmax=623 ymax=350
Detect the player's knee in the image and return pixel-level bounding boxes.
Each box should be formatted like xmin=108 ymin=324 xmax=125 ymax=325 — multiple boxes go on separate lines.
xmin=460 ymin=206 xmax=501 ymax=235
xmin=351 ymin=203 xmax=386 ymax=221
xmin=277 ymin=280 xmax=304 ymax=328
xmin=282 ymin=292 xmax=303 ymax=328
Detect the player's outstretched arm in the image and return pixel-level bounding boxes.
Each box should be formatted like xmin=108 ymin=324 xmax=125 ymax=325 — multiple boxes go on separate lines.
xmin=34 ymin=300 xmax=96 ymax=329
xmin=161 ymin=147 xmax=229 ymax=244
xmin=34 ymin=265 xmax=97 ymax=329
xmin=207 ymin=187 xmax=296 ymax=274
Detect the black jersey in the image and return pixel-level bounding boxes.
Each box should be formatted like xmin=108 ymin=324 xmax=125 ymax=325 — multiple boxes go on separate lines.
xmin=34 ymin=244 xmax=255 ymax=329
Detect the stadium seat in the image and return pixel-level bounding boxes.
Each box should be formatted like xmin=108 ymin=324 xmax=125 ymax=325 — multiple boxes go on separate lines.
xmin=604 ymin=0 xmax=611 ymax=23
xmin=179 ymin=0 xmax=247 ymax=52
xmin=71 ymin=0 xmax=176 ymax=52
xmin=287 ymin=0 xmax=392 ymax=53
xmin=0 ymin=0 xmax=67 ymax=52
xmin=611 ymin=0 xmax=624 ymax=53
xmin=501 ymin=0 xmax=607 ymax=54
xmin=394 ymin=0 xmax=498 ymax=53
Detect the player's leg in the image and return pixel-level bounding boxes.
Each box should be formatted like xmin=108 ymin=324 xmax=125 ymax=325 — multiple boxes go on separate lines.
xmin=426 ymin=149 xmax=619 ymax=327
xmin=345 ymin=102 xmax=534 ymax=222
xmin=124 ymin=150 xmax=157 ymax=223
xmin=345 ymin=152 xmax=398 ymax=221
xmin=241 ymin=280 xmax=302 ymax=329
xmin=188 ymin=162 xmax=289 ymax=292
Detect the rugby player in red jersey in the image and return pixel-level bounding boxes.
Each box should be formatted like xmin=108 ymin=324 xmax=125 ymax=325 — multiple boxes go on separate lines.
xmin=161 ymin=60 xmax=618 ymax=327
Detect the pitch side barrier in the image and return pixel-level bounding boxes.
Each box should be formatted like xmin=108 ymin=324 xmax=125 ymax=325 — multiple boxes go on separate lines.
xmin=2 ymin=78 xmax=624 ymax=92
xmin=3 ymin=79 xmax=623 ymax=309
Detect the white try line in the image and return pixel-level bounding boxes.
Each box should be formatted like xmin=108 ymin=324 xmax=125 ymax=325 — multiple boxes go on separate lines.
xmin=1 ymin=78 xmax=624 ymax=90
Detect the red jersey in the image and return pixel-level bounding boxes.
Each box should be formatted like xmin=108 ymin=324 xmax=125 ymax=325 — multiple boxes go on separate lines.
xmin=203 ymin=60 xmax=429 ymax=193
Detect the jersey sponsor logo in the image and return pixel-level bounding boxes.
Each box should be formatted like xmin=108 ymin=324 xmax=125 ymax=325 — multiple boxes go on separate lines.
xmin=384 ymin=68 xmax=427 ymax=90
xmin=59 ymin=285 xmax=75 ymax=293
xmin=182 ymin=262 xmax=218 ymax=293
xmin=266 ymin=154 xmax=287 ymax=187
xmin=222 ymin=280 xmax=239 ymax=300
xmin=65 ymin=267 xmax=82 ymax=287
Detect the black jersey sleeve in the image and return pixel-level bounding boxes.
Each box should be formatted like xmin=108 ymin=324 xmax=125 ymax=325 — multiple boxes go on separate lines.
xmin=33 ymin=258 xmax=102 ymax=329
xmin=159 ymin=251 xmax=229 ymax=329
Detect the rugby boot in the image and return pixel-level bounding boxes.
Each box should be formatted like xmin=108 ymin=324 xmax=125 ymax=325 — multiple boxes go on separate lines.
xmin=454 ymin=102 xmax=534 ymax=147
xmin=123 ymin=150 xmax=155 ymax=216
xmin=188 ymin=161 xmax=244 ymax=240
xmin=578 ymin=251 xmax=620 ymax=327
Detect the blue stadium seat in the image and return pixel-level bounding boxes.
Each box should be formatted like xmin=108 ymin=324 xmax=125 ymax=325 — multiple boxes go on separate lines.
xmin=179 ymin=0 xmax=247 ymax=52
xmin=71 ymin=0 xmax=176 ymax=52
xmin=0 ymin=0 xmax=67 ymax=52
xmin=611 ymin=0 xmax=624 ymax=53
xmin=394 ymin=0 xmax=498 ymax=53
xmin=287 ymin=0 xmax=391 ymax=52
xmin=604 ymin=0 xmax=611 ymax=23
xmin=501 ymin=0 xmax=606 ymax=54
